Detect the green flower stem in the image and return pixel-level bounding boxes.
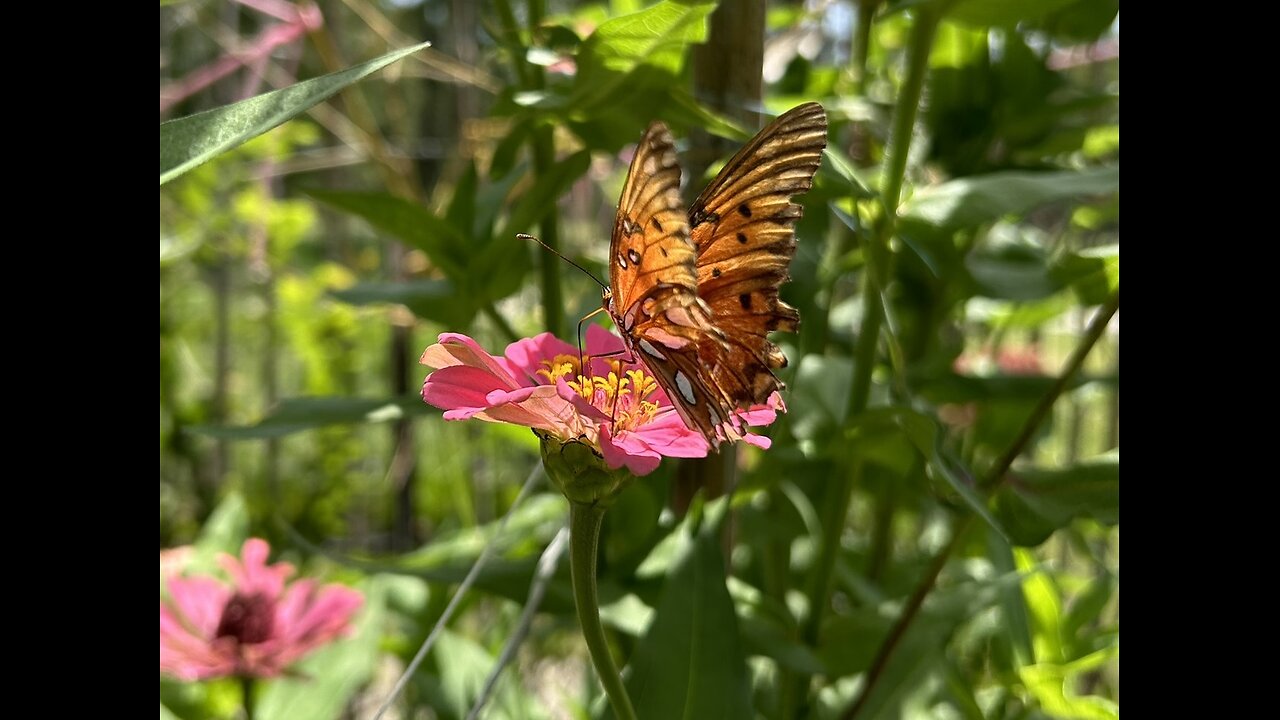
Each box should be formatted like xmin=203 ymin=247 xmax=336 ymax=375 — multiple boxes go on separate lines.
xmin=240 ymin=676 xmax=256 ymax=720
xmin=569 ymin=502 xmax=638 ymax=720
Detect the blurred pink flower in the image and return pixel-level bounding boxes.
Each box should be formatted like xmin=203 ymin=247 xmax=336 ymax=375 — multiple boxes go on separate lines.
xmin=953 ymin=345 xmax=1043 ymax=376
xmin=420 ymin=326 xmax=781 ymax=476
xmin=160 ymin=539 xmax=362 ymax=681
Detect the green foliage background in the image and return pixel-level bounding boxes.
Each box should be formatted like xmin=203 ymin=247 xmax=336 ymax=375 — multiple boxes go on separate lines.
xmin=160 ymin=0 xmax=1118 ymax=718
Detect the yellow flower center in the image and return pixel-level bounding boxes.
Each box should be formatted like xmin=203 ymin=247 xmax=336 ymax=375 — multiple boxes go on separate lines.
xmin=537 ymin=354 xmax=662 ymax=432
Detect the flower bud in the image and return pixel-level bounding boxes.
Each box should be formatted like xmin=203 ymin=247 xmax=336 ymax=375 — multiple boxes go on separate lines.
xmin=536 ymin=430 xmax=633 ymax=506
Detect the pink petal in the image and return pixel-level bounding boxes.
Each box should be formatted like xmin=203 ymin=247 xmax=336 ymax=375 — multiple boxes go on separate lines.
xmin=502 ymin=332 xmax=580 ymax=384
xmin=427 ymin=366 xmax=572 ymax=430
xmin=420 ymin=334 xmax=523 ymax=389
xmin=486 ymin=385 xmax=550 ymax=406
xmin=555 ymin=377 xmax=611 ymax=422
xmin=627 ymin=413 xmax=711 ymax=458
xmin=599 ymin=424 xmax=661 ymax=476
xmin=584 ymin=325 xmax=628 ymax=375
xmin=741 ymin=432 xmax=772 ymax=449
xmin=219 ymin=539 xmax=291 ymax=598
xmin=165 ymin=577 xmax=231 ymax=636
xmin=423 ymin=366 xmax=518 ymax=413
xmin=735 ymin=405 xmax=778 ymax=427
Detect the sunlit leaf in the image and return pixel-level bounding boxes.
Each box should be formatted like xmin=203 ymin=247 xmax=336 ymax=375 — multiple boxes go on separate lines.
xmin=622 ymin=504 xmax=753 ymax=719
xmin=188 ymin=396 xmax=432 ymax=439
xmin=1019 ymin=643 xmax=1120 ymax=720
xmin=945 ymin=0 xmax=1079 ymax=27
xmin=160 ymin=43 xmax=429 ymax=184
xmin=993 ymin=452 xmax=1119 ymax=547
xmin=901 ymin=167 xmax=1119 ymax=233
xmin=329 ymin=280 xmax=462 ymax=324
xmin=1052 ymin=245 xmax=1119 ymax=305
xmin=307 ymin=190 xmax=468 ymax=278
xmin=579 ymin=0 xmax=715 ymax=78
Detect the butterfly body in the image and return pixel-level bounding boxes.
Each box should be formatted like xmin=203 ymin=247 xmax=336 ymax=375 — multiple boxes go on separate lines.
xmin=605 ymin=102 xmax=828 ymax=447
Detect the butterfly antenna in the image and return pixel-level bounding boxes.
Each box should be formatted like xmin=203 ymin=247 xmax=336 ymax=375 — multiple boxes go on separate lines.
xmin=518 ymin=233 xmax=609 ymax=291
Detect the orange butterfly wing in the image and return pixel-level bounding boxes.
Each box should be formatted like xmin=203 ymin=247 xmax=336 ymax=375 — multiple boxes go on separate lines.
xmin=687 ymin=102 xmax=827 ymax=411
xmin=606 ymin=104 xmax=828 ymax=446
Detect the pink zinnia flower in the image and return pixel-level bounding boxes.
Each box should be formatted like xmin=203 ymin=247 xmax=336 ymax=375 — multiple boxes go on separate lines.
xmin=160 ymin=539 xmax=363 ymax=681
xmin=420 ymin=325 xmax=781 ymax=476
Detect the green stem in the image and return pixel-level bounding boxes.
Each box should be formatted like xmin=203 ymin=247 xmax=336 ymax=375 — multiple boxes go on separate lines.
xmin=849 ymin=0 xmax=880 ymax=95
xmin=846 ymin=4 xmax=938 ymax=418
xmin=569 ymin=502 xmax=638 ymax=720
xmin=495 ymin=0 xmax=563 ymax=338
xmin=532 ymin=126 xmax=565 ymax=339
xmin=841 ymin=291 xmax=1120 ymax=719
xmin=492 ymin=0 xmax=531 ymax=87
xmin=240 ymin=675 xmax=255 ymax=720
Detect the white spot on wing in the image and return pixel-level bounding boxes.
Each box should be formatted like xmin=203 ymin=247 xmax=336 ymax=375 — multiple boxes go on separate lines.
xmin=674 ymin=371 xmax=696 ymax=404
xmin=638 ymin=339 xmax=663 ymax=358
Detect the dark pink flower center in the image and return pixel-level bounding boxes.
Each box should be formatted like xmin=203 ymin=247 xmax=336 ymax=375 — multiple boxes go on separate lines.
xmin=215 ymin=592 xmax=275 ymax=645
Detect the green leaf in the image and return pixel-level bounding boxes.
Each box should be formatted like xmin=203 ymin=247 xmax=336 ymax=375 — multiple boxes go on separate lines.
xmin=1015 ymin=548 xmax=1066 ymax=662
xmin=900 ymin=167 xmax=1119 ymax=234
xmin=1052 ymin=245 xmax=1119 ymax=305
xmin=1019 ymin=643 xmax=1120 ymax=720
xmin=193 ymin=492 xmax=250 ymax=564
xmin=289 ymin=494 xmax=581 ymax=612
xmin=257 ymin=576 xmax=388 ymax=720
xmin=966 ymin=231 xmax=1065 ymax=301
xmin=307 ymin=190 xmax=468 ymax=279
xmin=992 ymin=452 xmax=1119 ymax=547
xmin=817 ymin=570 xmax=1025 ymax=715
xmin=945 ymin=0 xmax=1079 ymax=27
xmin=845 ymin=407 xmax=1009 ymax=540
xmin=160 ymin=42 xmax=429 ymax=184
xmin=622 ymin=508 xmax=753 ymax=720
xmin=573 ymin=0 xmax=716 ymax=113
xmin=188 ymin=396 xmax=431 ymax=439
xmin=426 ymin=629 xmax=497 ymax=718
xmin=789 ymin=354 xmax=853 ymax=441
xmin=579 ymin=0 xmax=715 ymax=78
xmin=502 ymin=150 xmax=592 ymax=237
xmin=329 ymin=280 xmax=462 ymax=324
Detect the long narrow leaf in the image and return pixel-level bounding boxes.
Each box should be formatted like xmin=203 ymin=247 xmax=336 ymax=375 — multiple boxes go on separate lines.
xmin=160 ymin=42 xmax=429 ymax=184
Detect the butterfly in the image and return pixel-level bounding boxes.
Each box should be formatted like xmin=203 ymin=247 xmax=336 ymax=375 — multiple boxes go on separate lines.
xmin=604 ymin=102 xmax=828 ymax=447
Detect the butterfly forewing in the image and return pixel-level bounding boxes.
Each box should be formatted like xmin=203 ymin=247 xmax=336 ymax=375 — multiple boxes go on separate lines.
xmin=606 ymin=103 xmax=828 ymax=447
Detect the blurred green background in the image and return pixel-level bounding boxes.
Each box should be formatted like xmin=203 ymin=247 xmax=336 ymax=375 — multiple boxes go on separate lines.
xmin=160 ymin=0 xmax=1118 ymax=717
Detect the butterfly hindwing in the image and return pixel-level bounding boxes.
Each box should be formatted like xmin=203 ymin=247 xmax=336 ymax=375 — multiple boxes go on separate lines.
xmin=686 ymin=102 xmax=827 ymax=411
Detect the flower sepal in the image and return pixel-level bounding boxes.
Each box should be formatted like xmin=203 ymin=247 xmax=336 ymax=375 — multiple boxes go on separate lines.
xmin=536 ymin=430 xmax=634 ymax=507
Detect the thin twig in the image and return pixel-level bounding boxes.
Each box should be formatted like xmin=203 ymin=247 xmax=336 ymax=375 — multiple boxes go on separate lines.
xmin=465 ymin=527 xmax=569 ymax=720
xmin=373 ymin=466 xmax=544 ymax=720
